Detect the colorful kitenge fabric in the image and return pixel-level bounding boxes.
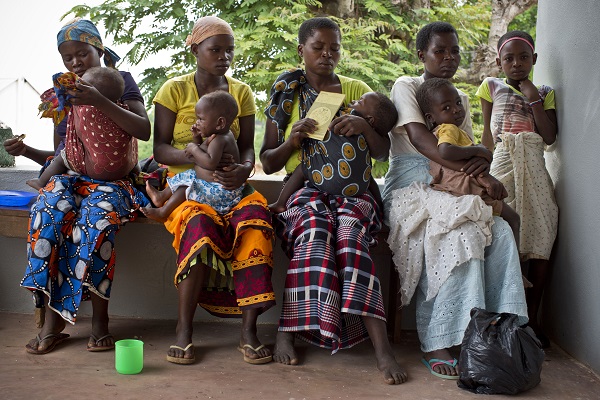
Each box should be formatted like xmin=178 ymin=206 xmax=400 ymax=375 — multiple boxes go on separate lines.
xmin=164 ymin=186 xmax=276 ymax=317
xmin=167 ymin=169 xmax=244 ymax=214
xmin=57 ymin=18 xmax=121 ymax=68
xmin=265 ymin=68 xmax=319 ymax=145
xmin=65 ymin=103 xmax=137 ymax=180
xmin=302 ymin=110 xmax=372 ymax=197
xmin=21 ymin=175 xmax=149 ymax=323
xmin=274 ymin=186 xmax=386 ymax=353
xmin=38 ymin=72 xmax=79 ymax=126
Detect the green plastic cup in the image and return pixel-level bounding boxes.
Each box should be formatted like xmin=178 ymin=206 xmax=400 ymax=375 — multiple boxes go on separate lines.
xmin=115 ymin=339 xmax=144 ymax=374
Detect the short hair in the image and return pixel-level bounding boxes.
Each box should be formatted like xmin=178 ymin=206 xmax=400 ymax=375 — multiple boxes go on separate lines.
xmin=82 ymin=67 xmax=124 ymax=102
xmin=199 ymin=90 xmax=239 ymax=127
xmin=371 ymin=93 xmax=398 ymax=136
xmin=415 ymin=78 xmax=455 ymax=114
xmin=416 ymin=22 xmax=458 ymax=52
xmin=298 ymin=17 xmax=341 ymax=44
xmin=497 ymin=30 xmax=535 ymax=52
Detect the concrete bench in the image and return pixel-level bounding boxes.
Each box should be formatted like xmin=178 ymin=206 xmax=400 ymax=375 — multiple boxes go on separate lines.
xmin=0 ymin=171 xmax=404 ymax=342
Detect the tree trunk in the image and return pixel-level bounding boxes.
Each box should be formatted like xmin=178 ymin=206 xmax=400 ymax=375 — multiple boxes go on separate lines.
xmin=466 ymin=0 xmax=537 ymax=84
xmin=314 ymin=0 xmax=355 ymax=18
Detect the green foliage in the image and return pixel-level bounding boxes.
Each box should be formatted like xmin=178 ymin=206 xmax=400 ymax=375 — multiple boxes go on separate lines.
xmin=66 ymin=0 xmax=481 ymax=114
xmin=66 ymin=0 xmax=534 ymax=177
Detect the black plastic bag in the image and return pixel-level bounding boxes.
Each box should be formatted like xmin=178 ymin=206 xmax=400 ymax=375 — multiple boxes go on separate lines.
xmin=457 ymin=308 xmax=545 ymax=395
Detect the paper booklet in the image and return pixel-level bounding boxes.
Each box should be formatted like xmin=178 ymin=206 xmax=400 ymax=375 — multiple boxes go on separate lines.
xmin=306 ymin=91 xmax=346 ymax=140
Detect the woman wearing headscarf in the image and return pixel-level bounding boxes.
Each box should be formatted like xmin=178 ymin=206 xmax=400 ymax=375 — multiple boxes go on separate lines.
xmin=21 ymin=18 xmax=151 ymax=354
xmin=260 ymin=17 xmax=406 ymax=385
xmin=152 ymin=16 xmax=275 ymax=365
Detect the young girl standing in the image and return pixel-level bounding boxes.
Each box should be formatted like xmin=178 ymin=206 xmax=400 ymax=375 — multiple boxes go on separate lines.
xmin=477 ymin=30 xmax=558 ymax=347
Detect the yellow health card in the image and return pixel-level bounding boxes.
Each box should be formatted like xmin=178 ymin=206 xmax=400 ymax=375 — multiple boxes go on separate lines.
xmin=306 ymin=91 xmax=346 ymax=140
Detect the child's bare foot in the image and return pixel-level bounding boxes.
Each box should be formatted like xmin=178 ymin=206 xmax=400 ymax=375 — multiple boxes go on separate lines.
xmin=140 ymin=206 xmax=169 ymax=223
xmin=273 ymin=331 xmax=298 ymax=365
xmin=268 ymin=202 xmax=286 ymax=214
xmin=26 ymin=179 xmax=44 ymax=191
xmin=145 ymin=181 xmax=169 ymax=207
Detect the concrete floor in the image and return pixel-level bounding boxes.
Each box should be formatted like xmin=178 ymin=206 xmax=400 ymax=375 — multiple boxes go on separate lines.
xmin=0 ymin=312 xmax=598 ymax=400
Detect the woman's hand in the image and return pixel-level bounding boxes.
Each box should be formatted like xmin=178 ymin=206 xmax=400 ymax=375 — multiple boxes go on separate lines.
xmin=461 ymin=156 xmax=490 ymax=177
xmin=288 ymin=118 xmax=316 ymax=148
xmin=3 ymin=136 xmax=26 ymax=156
xmin=477 ymin=174 xmax=508 ymax=200
xmin=68 ymin=78 xmax=104 ymax=106
xmin=213 ymin=161 xmax=252 ymax=190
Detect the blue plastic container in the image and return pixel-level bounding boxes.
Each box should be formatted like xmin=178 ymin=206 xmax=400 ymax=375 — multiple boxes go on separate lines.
xmin=0 ymin=190 xmax=37 ymax=207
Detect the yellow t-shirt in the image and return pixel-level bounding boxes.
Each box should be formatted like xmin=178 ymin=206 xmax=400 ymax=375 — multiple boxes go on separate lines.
xmin=283 ymin=75 xmax=371 ymax=173
xmin=153 ymin=73 xmax=256 ymax=174
xmin=434 ymin=123 xmax=474 ymax=147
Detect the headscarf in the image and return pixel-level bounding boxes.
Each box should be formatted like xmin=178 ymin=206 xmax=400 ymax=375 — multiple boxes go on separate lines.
xmin=57 ymin=18 xmax=121 ymax=68
xmin=185 ymin=16 xmax=234 ymax=46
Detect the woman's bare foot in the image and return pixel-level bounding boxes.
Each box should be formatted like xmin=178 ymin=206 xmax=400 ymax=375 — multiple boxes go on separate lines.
xmin=145 ymin=181 xmax=170 ymax=207
xmin=362 ymin=316 xmax=407 ymax=384
xmin=273 ymin=331 xmax=298 ymax=365
xmin=141 ymin=206 xmax=169 ymax=223
xmin=26 ymin=178 xmax=44 ymax=191
xmin=423 ymin=348 xmax=458 ymax=378
xmin=375 ymin=350 xmax=408 ymax=385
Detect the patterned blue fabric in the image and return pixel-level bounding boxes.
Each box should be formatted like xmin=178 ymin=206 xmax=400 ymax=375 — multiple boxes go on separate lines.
xmin=21 ymin=174 xmax=149 ymax=323
xmin=168 ymin=169 xmax=244 ymax=214
xmin=383 ymin=153 xmax=527 ymax=352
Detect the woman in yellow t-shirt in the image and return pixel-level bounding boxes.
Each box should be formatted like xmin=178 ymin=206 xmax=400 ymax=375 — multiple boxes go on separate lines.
xmin=152 ymin=16 xmax=275 ymax=366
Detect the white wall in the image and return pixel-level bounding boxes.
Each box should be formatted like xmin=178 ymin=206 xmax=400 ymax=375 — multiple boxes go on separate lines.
xmin=537 ymin=1 xmax=600 ymax=374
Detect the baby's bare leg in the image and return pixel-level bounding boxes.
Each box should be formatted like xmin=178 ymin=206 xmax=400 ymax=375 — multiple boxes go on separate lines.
xmin=269 ymin=166 xmax=304 ymax=214
xmin=142 ymin=186 xmax=186 ymax=223
xmin=145 ymin=181 xmax=172 ymax=207
xmin=27 ymin=156 xmax=67 ymax=190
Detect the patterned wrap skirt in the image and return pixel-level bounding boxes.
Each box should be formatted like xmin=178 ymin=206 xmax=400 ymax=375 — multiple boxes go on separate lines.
xmin=21 ymin=174 xmax=150 ymax=323
xmin=491 ymin=131 xmax=558 ymax=261
xmin=274 ymin=184 xmax=386 ymax=354
xmin=384 ymin=154 xmax=527 ymax=352
xmin=164 ymin=184 xmax=275 ymax=317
